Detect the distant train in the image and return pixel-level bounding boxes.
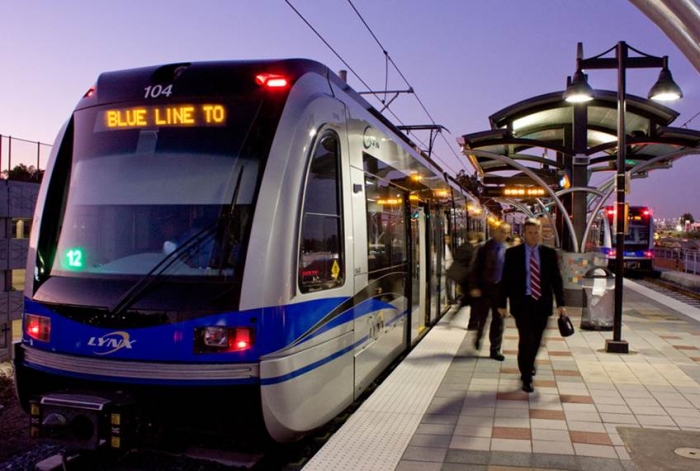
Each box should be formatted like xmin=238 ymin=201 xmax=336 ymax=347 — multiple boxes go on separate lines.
xmin=594 ymin=205 xmax=655 ymax=272
xmin=14 ymin=59 xmax=483 ymax=448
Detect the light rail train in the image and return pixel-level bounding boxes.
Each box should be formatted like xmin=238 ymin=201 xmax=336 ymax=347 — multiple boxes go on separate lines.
xmin=14 ymin=59 xmax=483 ymax=448
xmin=593 ymin=205 xmax=655 ymax=272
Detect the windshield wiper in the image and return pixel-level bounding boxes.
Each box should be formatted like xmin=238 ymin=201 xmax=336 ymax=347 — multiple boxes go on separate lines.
xmin=109 ymin=161 xmax=249 ymax=316
xmin=108 ymin=224 xmax=217 ymax=316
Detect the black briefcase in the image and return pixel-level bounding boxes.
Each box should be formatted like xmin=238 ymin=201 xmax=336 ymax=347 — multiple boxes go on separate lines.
xmin=558 ymin=314 xmax=575 ymax=337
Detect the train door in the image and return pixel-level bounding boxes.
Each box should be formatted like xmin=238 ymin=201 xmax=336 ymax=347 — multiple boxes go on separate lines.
xmin=438 ymin=210 xmax=450 ymax=312
xmin=429 ymin=205 xmax=446 ymax=322
xmin=354 ymin=170 xmax=410 ymax=394
xmin=410 ymin=204 xmax=427 ymax=343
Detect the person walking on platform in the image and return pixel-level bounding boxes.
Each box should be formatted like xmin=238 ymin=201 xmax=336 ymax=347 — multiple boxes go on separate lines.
xmin=498 ymin=218 xmax=566 ymax=393
xmin=469 ymin=223 xmax=511 ymax=360
xmin=444 ymin=234 xmax=456 ymax=303
xmin=446 ymin=232 xmax=478 ymax=321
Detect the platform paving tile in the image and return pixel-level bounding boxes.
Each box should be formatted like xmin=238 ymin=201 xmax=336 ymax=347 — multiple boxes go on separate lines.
xmin=564 ymin=411 xmax=601 ymax=423
xmin=533 ymin=439 xmax=575 ymax=455
xmin=457 ymin=416 xmax=494 ymax=428
xmin=439 ymin=464 xmax=486 ymax=471
xmin=422 ymin=414 xmax=459 ymax=425
xmin=532 ymin=453 xmax=580 ymax=469
xmin=453 ymin=424 xmax=492 ymax=438
xmin=573 ymin=443 xmax=619 ymax=459
xmin=488 ymin=450 xmax=533 ymax=467
xmin=408 ymin=433 xmax=452 ymax=448
xmin=567 ymin=420 xmax=607 ymax=433
xmin=449 ymin=435 xmax=490 ymax=451
xmin=415 ymin=423 xmax=456 ymax=435
xmin=674 ymin=416 xmax=700 ymax=427
xmin=490 ymin=437 xmax=532 ymax=453
xmin=401 ymin=445 xmax=447 ymax=463
xmin=596 ymin=404 xmax=631 ymax=414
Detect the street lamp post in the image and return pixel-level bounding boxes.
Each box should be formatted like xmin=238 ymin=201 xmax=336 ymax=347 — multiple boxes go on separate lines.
xmin=564 ymin=41 xmax=682 ymax=354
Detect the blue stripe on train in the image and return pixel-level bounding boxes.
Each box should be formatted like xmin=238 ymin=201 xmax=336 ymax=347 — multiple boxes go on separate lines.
xmin=22 ymin=296 xmax=402 ymax=363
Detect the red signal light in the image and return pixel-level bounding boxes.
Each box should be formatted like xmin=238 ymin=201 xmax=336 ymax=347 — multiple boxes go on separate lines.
xmin=25 ymin=314 xmax=51 ymax=342
xmin=255 ymin=73 xmax=289 ymax=89
xmin=196 ymin=326 xmax=255 ymax=353
xmin=229 ymin=327 xmax=254 ymax=351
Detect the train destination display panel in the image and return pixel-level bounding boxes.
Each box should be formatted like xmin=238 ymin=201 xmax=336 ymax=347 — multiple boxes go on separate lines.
xmin=98 ymin=104 xmax=227 ymax=130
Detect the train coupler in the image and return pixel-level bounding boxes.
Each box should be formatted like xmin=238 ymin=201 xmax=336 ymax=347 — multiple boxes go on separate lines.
xmin=30 ymin=391 xmax=134 ymax=451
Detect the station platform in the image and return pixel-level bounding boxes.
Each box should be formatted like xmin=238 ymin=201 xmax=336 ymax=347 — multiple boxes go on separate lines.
xmin=304 ymin=279 xmax=700 ymax=471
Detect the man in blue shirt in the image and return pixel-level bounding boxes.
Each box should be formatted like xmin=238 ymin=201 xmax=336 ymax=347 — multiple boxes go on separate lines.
xmin=499 ymin=219 xmax=566 ymax=393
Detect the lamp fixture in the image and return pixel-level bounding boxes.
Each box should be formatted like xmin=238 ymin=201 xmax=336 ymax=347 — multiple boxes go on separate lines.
xmin=648 ymin=65 xmax=683 ymax=101
xmin=563 ymin=68 xmax=594 ymax=103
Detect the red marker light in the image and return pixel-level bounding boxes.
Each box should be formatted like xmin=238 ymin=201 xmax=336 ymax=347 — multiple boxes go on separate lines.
xmin=255 ymin=73 xmax=289 ymax=88
xmin=196 ymin=326 xmax=255 ymax=353
xmin=83 ymin=86 xmax=96 ymax=98
xmin=229 ymin=327 xmax=254 ymax=351
xmin=25 ymin=314 xmax=51 ymax=342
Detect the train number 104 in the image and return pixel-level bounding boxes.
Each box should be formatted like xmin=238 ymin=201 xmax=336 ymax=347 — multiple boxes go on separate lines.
xmin=144 ymin=85 xmax=173 ymax=98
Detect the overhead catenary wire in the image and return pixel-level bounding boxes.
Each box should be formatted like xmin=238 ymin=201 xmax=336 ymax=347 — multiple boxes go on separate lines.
xmin=345 ymin=0 xmax=469 ymax=175
xmin=346 ymin=0 xmax=465 ymax=175
xmin=680 ymin=109 xmax=700 ymax=128
xmin=346 ymin=0 xmax=439 ymax=126
xmin=285 ymin=0 xmax=469 ymax=176
xmin=283 ymin=0 xmax=375 ymax=94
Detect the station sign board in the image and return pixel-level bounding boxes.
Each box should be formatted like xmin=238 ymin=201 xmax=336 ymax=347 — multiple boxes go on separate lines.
xmin=482 ymin=186 xmax=547 ymax=198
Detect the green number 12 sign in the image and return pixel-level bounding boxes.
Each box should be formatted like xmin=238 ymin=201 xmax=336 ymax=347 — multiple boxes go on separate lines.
xmin=64 ymin=248 xmax=85 ymax=270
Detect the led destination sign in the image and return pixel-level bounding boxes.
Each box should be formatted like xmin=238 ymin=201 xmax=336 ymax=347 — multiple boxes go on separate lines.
xmin=99 ymin=104 xmax=226 ymax=130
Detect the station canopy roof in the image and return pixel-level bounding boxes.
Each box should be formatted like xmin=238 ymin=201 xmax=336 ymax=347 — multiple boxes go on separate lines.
xmin=459 ymin=90 xmax=700 ymax=187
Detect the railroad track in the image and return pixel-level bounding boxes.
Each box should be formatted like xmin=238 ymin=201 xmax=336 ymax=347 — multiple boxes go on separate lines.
xmin=634 ymin=275 xmax=700 ymax=309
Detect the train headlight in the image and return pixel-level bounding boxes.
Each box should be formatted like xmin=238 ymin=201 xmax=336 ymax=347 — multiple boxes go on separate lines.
xmin=203 ymin=327 xmax=228 ymax=347
xmin=25 ymin=314 xmax=51 ymax=342
xmin=196 ymin=326 xmax=255 ymax=353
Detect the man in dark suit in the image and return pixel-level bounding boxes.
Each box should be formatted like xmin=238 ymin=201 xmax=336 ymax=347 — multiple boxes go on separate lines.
xmin=469 ymin=223 xmax=511 ymax=360
xmin=498 ymin=218 xmax=566 ymax=393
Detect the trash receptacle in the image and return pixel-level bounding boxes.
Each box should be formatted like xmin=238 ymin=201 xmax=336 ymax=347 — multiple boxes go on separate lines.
xmin=581 ymin=267 xmax=615 ymax=330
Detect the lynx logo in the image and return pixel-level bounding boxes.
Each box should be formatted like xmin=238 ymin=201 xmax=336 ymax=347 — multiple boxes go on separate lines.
xmin=88 ymin=331 xmax=136 ymax=355
xmin=363 ymin=126 xmax=380 ymax=150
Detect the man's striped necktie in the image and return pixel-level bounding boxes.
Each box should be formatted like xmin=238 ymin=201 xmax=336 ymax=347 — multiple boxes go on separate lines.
xmin=530 ymin=253 xmax=541 ymax=300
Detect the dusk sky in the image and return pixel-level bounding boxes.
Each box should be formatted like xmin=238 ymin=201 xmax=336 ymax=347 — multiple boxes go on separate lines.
xmin=1 ymin=0 xmax=698 ymax=219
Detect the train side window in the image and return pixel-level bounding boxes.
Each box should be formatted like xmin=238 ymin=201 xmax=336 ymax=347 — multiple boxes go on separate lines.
xmin=298 ymin=132 xmax=345 ymax=293
xmin=365 ymin=176 xmax=407 ymax=272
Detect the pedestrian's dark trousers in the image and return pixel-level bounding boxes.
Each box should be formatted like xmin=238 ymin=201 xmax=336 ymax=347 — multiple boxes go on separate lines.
xmin=471 ymin=283 xmax=504 ymax=353
xmin=512 ymin=298 xmax=549 ymax=382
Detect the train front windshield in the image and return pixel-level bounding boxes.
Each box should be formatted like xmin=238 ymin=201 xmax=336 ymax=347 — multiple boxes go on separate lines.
xmin=606 ymin=208 xmax=653 ymax=248
xmin=624 ymin=223 xmax=650 ymax=245
xmin=48 ymin=101 xmax=266 ymax=281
